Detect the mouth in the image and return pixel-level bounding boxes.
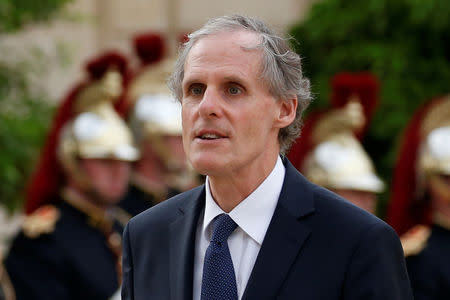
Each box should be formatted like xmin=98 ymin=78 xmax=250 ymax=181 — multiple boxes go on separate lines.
xmin=195 ymin=130 xmax=228 ymax=141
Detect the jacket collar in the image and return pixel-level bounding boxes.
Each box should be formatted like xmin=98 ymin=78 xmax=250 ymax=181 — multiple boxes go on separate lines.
xmin=169 ymin=186 xmax=205 ymax=300
xmin=168 ymin=157 xmax=316 ymax=300
xmin=242 ymin=157 xmax=316 ymax=299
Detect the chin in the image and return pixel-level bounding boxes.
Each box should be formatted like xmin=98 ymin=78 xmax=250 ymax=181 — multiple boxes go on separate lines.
xmin=190 ymin=156 xmax=225 ymax=176
xmin=101 ymin=190 xmax=124 ymax=202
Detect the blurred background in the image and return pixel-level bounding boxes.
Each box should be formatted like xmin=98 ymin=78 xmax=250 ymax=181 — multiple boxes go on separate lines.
xmin=0 ymin=0 xmax=449 ymax=242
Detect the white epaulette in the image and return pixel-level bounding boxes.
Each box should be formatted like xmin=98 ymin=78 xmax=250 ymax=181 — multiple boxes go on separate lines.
xmin=400 ymin=224 xmax=431 ymax=257
xmin=22 ymin=205 xmax=60 ymax=238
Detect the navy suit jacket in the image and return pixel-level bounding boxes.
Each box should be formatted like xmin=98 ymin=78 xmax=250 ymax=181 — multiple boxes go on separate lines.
xmin=122 ymin=158 xmax=413 ymax=299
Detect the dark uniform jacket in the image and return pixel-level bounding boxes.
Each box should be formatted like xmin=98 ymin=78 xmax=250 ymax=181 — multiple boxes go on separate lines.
xmin=407 ymin=224 xmax=450 ymax=299
xmin=122 ymin=157 xmax=413 ymax=300
xmin=119 ymin=183 xmax=181 ymax=217
xmin=6 ymin=198 xmax=123 ymax=300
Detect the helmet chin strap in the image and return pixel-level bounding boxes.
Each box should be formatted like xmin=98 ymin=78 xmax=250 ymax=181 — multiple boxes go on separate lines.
xmin=66 ymin=178 xmax=118 ymax=210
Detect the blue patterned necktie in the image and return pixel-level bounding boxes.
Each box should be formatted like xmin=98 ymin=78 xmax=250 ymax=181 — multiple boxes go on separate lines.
xmin=201 ymin=213 xmax=238 ymax=300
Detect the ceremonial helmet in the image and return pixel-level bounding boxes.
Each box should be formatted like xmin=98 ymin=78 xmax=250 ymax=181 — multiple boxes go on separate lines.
xmin=126 ymin=32 xmax=196 ymax=190
xmin=127 ymin=32 xmax=170 ymax=110
xmin=388 ymin=95 xmax=450 ymax=235
xmin=25 ymin=51 xmax=137 ymax=214
xmin=288 ymin=73 xmax=384 ymax=193
xmin=57 ymin=82 xmax=139 ymax=189
xmin=127 ymin=32 xmax=181 ymax=150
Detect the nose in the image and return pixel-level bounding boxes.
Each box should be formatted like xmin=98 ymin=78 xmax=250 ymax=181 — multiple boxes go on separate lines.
xmin=111 ymin=160 xmax=131 ymax=179
xmin=198 ymin=87 xmax=222 ymax=118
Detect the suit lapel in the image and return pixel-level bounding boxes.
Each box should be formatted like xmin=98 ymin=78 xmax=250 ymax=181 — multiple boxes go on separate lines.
xmin=169 ymin=186 xmax=205 ymax=300
xmin=242 ymin=158 xmax=315 ymax=300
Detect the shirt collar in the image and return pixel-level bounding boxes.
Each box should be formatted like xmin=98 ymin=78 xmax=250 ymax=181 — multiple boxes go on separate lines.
xmin=203 ymin=156 xmax=285 ymax=245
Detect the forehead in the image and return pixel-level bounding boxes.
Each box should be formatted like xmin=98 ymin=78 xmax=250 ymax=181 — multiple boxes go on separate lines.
xmin=184 ymin=30 xmax=263 ymax=80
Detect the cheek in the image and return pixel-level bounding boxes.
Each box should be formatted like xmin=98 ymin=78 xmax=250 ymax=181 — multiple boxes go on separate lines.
xmin=181 ymin=112 xmax=192 ymax=150
xmin=113 ymin=164 xmax=131 ymax=184
xmin=242 ymin=107 xmax=275 ymax=140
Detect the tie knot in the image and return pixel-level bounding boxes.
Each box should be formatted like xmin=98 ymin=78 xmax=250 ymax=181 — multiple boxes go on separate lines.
xmin=211 ymin=214 xmax=237 ymax=244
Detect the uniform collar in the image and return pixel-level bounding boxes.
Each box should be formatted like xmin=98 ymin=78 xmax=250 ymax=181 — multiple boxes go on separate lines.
xmin=61 ymin=187 xmax=114 ymax=233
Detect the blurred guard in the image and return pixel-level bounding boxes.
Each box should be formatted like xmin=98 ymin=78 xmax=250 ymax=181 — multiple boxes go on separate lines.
xmin=288 ymin=73 xmax=384 ymax=214
xmin=387 ymin=95 xmax=450 ymax=299
xmin=119 ymin=33 xmax=198 ymax=216
xmin=5 ymin=52 xmax=138 ymax=300
xmin=0 ymin=259 xmax=14 ymax=300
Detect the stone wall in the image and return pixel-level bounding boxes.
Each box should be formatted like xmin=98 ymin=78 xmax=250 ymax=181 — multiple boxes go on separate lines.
xmin=2 ymin=0 xmax=317 ymax=102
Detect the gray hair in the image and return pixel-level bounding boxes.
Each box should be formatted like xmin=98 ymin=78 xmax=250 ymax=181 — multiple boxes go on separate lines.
xmin=168 ymin=14 xmax=312 ymax=155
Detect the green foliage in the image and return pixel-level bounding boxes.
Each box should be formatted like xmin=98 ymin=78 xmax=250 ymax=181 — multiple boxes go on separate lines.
xmin=289 ymin=0 xmax=450 ymax=217
xmin=0 ymin=0 xmax=72 ymax=32
xmin=0 ymin=59 xmax=54 ymax=213
xmin=0 ymin=0 xmax=73 ymax=212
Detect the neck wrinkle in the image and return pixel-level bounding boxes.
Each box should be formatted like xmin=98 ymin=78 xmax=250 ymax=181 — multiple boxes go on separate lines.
xmin=208 ymin=153 xmax=279 ymax=213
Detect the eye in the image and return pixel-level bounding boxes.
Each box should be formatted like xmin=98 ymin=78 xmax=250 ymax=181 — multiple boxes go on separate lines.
xmin=190 ymin=85 xmax=204 ymax=95
xmin=228 ymin=86 xmax=241 ymax=95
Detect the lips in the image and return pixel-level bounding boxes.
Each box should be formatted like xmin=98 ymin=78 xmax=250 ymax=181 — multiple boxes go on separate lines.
xmin=195 ymin=129 xmax=228 ymax=140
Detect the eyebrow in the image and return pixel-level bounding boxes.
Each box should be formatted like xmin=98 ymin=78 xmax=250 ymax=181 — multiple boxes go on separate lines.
xmin=183 ymin=74 xmax=248 ymax=87
xmin=182 ymin=77 xmax=202 ymax=89
xmin=223 ymin=75 xmax=247 ymax=84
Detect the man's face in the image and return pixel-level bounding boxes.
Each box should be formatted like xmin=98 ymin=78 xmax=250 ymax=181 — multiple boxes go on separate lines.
xmin=181 ymin=30 xmax=293 ymax=178
xmin=80 ymin=158 xmax=131 ymax=206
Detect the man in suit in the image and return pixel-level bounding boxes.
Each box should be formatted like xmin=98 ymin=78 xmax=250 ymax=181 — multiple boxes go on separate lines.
xmin=122 ymin=15 xmax=412 ymax=300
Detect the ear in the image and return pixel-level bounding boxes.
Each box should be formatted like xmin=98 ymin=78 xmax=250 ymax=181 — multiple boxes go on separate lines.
xmin=274 ymin=96 xmax=297 ymax=129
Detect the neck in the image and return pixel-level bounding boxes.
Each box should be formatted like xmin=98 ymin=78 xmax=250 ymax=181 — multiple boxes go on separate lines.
xmin=134 ymin=155 xmax=167 ymax=184
xmin=62 ymin=186 xmax=109 ymax=217
xmin=208 ymin=154 xmax=279 ymax=213
xmin=65 ymin=182 xmax=109 ymax=211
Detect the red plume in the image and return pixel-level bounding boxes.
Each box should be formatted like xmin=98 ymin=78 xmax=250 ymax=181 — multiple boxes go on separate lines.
xmin=287 ymin=110 xmax=326 ymax=171
xmin=84 ymin=51 xmax=130 ymax=117
xmin=25 ymin=83 xmax=87 ymax=214
xmin=85 ymin=51 xmax=129 ymax=81
xmin=133 ymin=33 xmax=165 ymax=66
xmin=331 ymin=72 xmax=379 ymax=139
xmin=178 ymin=31 xmax=190 ymax=44
xmin=387 ymin=97 xmax=445 ymax=235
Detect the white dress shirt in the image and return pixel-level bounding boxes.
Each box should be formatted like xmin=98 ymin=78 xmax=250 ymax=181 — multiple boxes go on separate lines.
xmin=193 ymin=156 xmax=286 ymax=300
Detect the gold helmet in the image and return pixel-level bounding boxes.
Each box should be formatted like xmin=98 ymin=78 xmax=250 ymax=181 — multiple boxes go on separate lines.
xmin=24 ymin=51 xmax=132 ymax=214
xmin=302 ymin=101 xmax=385 ymax=193
xmin=127 ymin=58 xmax=182 ymax=153
xmin=127 ymin=59 xmax=175 ymax=110
xmin=416 ymin=96 xmax=450 ymax=203
xmin=127 ymin=56 xmax=197 ymax=192
xmin=418 ymin=96 xmax=450 ymax=178
xmin=58 ymin=70 xmax=139 ymax=188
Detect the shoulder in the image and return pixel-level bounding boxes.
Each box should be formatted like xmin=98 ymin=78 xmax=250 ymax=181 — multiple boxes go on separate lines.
xmin=313 ymin=183 xmax=387 ymax=232
xmin=306 ymin=184 xmax=402 ymax=257
xmin=8 ymin=202 xmax=94 ymax=256
xmin=401 ymin=224 xmax=431 ymax=257
xmin=126 ymin=185 xmax=204 ymax=232
xmin=21 ymin=205 xmax=60 ymax=239
xmin=6 ymin=205 xmax=68 ymax=272
xmin=283 ymin=159 xmax=393 ymax=241
xmin=284 ymin=157 xmax=388 ymax=235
